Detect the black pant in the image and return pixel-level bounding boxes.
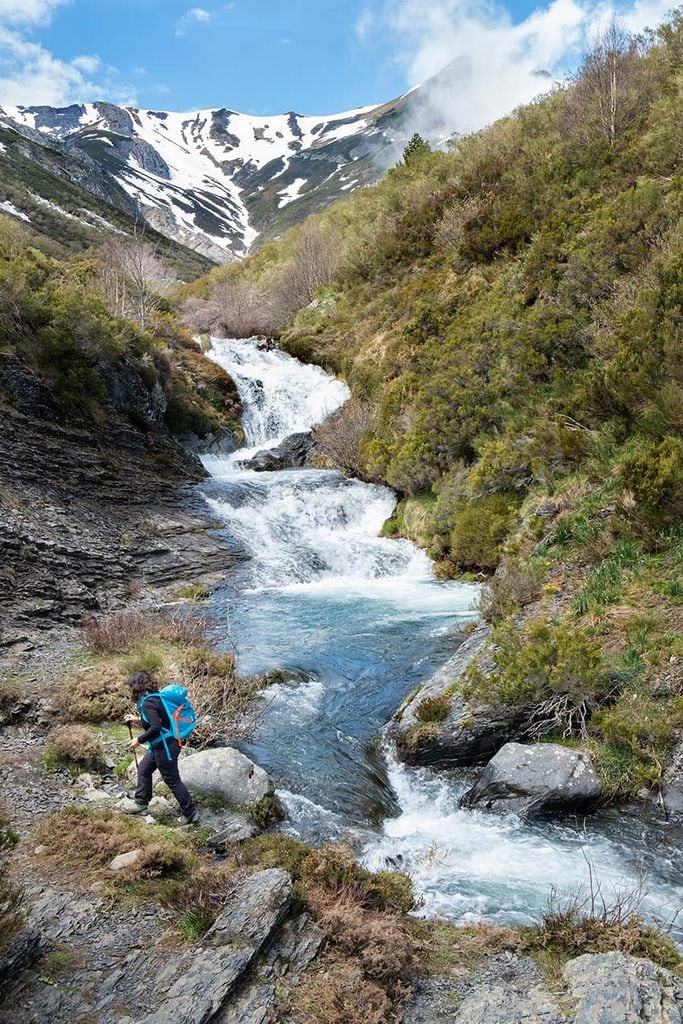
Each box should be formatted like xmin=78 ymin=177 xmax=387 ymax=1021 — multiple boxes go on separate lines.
xmin=134 ymin=738 xmax=196 ymax=817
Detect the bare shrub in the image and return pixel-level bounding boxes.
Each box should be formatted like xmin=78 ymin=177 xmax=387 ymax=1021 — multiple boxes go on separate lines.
xmin=480 ymin=558 xmax=546 ymax=623
xmin=521 ymin=861 xmax=681 ymax=969
xmin=45 ymin=725 xmax=106 ymax=769
xmin=563 ymin=20 xmax=652 ymax=147
xmin=181 ymin=647 xmax=264 ymax=746
xmin=314 ymin=399 xmax=376 ymax=476
xmin=81 ymin=611 xmax=205 ymax=656
xmin=96 ymin=230 xmax=173 ymax=329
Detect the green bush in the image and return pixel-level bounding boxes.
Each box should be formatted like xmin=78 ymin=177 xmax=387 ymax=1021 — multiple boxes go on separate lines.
xmin=462 ymin=620 xmax=610 ymax=724
xmin=415 ymin=695 xmax=451 ymax=723
xmin=448 ymin=493 xmax=522 ymax=571
xmin=618 ymin=437 xmax=683 ymax=534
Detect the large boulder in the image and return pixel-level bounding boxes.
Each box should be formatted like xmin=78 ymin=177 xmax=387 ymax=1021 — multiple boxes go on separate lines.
xmin=180 ymin=747 xmax=274 ymax=807
xmin=460 ymin=742 xmax=603 ymax=816
xmin=238 ymin=432 xmax=315 ymax=472
xmin=564 ymin=952 xmax=683 ymax=1024
xmin=391 ymin=624 xmax=529 ymax=768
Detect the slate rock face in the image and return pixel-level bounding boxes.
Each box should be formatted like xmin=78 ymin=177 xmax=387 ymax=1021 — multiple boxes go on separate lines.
xmin=180 ymin=747 xmax=274 ymax=806
xmin=460 ymin=742 xmax=603 ymax=817
xmin=564 ymin=952 xmax=683 ymax=1024
xmin=391 ymin=624 xmax=530 ymax=768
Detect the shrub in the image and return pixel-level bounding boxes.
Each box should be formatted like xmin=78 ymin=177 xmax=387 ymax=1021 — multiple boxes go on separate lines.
xmin=462 ymin=620 xmax=611 ymax=738
xmin=56 ymin=662 xmax=129 ymax=723
xmin=44 ymin=725 xmax=106 ymax=770
xmin=292 ymin=955 xmax=391 ymax=1024
xmin=618 ymin=437 xmax=683 ymax=535
xmin=448 ymin=493 xmax=522 ymax=571
xmin=247 ymin=794 xmax=285 ymax=830
xmin=480 ymin=557 xmax=547 ymax=622
xmin=302 ymin=845 xmax=414 ymax=915
xmin=589 ymin=694 xmax=682 ymax=793
xmin=314 ymin=398 xmax=377 ymax=476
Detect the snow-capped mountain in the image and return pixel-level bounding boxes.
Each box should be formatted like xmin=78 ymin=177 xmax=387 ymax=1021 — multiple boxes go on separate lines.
xmin=0 ymin=68 xmax=463 ymax=264
xmin=0 ymin=99 xmax=400 ymax=261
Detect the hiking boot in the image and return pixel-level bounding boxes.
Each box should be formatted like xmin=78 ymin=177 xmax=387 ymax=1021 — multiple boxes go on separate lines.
xmin=120 ymin=797 xmax=148 ymax=815
xmin=183 ymin=809 xmax=201 ymax=826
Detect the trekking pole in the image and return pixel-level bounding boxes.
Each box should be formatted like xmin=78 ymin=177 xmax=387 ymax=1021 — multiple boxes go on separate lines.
xmin=127 ymin=721 xmax=139 ymax=769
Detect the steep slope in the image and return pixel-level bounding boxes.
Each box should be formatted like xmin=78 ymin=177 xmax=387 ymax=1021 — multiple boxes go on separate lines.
xmin=0 ymin=68 xmax=463 ymax=263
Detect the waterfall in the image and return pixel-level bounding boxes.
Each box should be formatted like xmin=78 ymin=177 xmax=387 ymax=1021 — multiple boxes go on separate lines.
xmin=199 ymin=337 xmax=682 ymax=940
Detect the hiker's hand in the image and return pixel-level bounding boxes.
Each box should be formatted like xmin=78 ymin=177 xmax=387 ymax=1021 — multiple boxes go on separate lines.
xmin=124 ymin=714 xmax=140 ymax=725
xmin=128 ymin=738 xmax=141 ymax=751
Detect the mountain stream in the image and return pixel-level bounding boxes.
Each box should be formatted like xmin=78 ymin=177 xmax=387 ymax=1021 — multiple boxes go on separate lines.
xmin=200 ymin=337 xmax=682 ymax=935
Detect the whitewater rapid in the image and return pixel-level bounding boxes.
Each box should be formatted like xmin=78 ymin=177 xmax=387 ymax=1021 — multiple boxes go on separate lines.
xmin=200 ymin=337 xmax=682 ymax=938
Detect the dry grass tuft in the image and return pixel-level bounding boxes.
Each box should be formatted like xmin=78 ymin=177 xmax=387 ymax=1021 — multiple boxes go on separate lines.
xmin=33 ymin=808 xmax=191 ymax=889
xmin=56 ymin=662 xmax=130 ymax=724
xmin=291 ymin=954 xmax=391 ymax=1024
xmin=45 ymin=724 xmax=106 ymax=769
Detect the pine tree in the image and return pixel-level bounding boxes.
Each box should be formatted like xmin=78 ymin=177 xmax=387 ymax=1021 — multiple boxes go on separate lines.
xmin=402 ymin=133 xmax=431 ymax=164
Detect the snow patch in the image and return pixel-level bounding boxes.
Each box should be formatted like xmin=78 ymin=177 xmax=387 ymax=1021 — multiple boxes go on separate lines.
xmin=278 ymin=177 xmax=308 ymax=209
xmin=0 ymin=200 xmax=30 ymax=222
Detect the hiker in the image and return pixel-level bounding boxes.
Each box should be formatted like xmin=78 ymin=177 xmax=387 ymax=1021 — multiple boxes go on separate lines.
xmin=120 ymin=670 xmax=200 ymax=824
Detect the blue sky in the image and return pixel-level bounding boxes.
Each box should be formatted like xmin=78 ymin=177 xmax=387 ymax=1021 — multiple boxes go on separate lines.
xmin=0 ymin=0 xmax=673 ymax=117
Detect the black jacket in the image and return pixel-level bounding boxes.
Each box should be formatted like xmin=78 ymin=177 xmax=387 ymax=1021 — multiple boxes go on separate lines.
xmin=137 ymin=694 xmax=171 ymax=745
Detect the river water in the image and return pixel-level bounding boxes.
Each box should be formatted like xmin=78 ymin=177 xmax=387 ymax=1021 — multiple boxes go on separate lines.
xmin=200 ymin=337 xmax=682 ymax=935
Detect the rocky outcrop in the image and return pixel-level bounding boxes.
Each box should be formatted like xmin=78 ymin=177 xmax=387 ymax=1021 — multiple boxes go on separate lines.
xmin=237 ymin=431 xmax=316 ymax=472
xmin=0 ymin=368 xmax=234 ymax=654
xmin=138 ymin=869 xmax=293 ymax=1024
xmin=406 ymin=951 xmax=683 ymax=1024
xmin=564 ymin=952 xmax=683 ymax=1023
xmin=391 ymin=624 xmax=529 ymax=767
xmin=180 ymin=747 xmax=274 ymax=806
xmin=460 ymin=742 xmax=603 ymax=817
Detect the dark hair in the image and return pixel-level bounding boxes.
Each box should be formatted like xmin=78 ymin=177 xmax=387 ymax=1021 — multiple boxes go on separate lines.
xmin=127 ymin=671 xmax=160 ymax=702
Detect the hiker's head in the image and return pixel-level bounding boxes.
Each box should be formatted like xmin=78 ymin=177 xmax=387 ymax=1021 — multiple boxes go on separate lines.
xmin=127 ymin=670 xmax=160 ymax=702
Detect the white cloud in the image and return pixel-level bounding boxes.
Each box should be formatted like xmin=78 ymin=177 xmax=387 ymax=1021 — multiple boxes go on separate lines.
xmin=362 ymin=0 xmax=675 ymax=138
xmin=0 ymin=5 xmax=135 ymax=108
xmin=175 ymin=6 xmax=213 ymax=36
xmin=0 ymin=0 xmax=71 ymax=27
xmin=71 ymin=53 xmax=100 ymax=74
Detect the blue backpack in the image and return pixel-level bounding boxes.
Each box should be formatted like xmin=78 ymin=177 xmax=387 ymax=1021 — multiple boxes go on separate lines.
xmin=139 ymin=685 xmax=197 ymax=758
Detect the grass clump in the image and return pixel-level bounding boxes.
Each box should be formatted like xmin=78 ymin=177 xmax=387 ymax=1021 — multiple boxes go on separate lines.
xmin=0 ymin=676 xmax=23 ymax=718
xmin=176 ymin=584 xmax=210 ymax=603
xmin=44 ymin=725 xmax=106 ymax=772
xmin=247 ymin=794 xmax=285 ymax=830
xmin=480 ymin=557 xmax=547 ymax=623
xmin=161 ymin=865 xmax=238 ymax=941
xmin=81 ymin=610 xmax=204 ymax=657
xmin=415 ymin=694 xmax=451 ymax=724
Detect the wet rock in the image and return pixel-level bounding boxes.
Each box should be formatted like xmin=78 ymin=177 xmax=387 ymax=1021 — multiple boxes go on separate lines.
xmin=564 ymin=952 xmax=683 ymax=1023
xmin=138 ymin=869 xmax=292 ymax=1024
xmin=662 ymin=740 xmax=683 ymax=819
xmin=109 ymin=849 xmax=143 ymax=871
xmin=204 ymin=811 xmax=259 ymax=846
xmin=392 ymin=624 xmax=529 ymax=767
xmin=460 ymin=742 xmax=603 ymax=816
xmin=238 ymin=431 xmax=315 ymax=472
xmin=180 ymin=747 xmax=274 ymax=806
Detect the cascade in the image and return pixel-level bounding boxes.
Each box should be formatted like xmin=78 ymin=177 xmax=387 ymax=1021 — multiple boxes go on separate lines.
xmin=200 ymin=337 xmax=682 ymax=936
